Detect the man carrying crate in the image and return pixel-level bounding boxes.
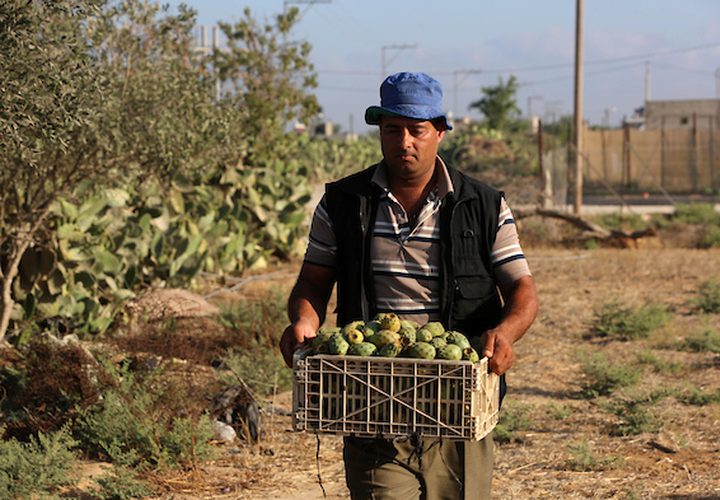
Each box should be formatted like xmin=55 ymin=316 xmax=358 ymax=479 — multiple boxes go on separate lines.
xmin=280 ymin=72 xmax=539 ymax=500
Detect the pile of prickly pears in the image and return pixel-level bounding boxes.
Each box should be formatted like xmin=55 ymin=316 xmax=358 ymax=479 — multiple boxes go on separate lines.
xmin=309 ymin=313 xmax=481 ymax=363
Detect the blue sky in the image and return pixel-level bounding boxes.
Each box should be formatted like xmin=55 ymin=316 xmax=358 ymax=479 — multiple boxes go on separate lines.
xmin=165 ymin=0 xmax=720 ymax=132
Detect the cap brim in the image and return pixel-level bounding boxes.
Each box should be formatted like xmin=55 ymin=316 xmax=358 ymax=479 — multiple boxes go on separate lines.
xmin=364 ymin=106 xmax=453 ymax=130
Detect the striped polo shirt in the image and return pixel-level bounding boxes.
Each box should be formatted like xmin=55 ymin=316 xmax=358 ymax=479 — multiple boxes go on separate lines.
xmin=304 ymin=158 xmax=531 ymax=325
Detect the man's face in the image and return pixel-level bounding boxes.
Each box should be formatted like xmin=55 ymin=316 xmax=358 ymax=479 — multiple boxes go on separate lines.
xmin=379 ymin=116 xmax=446 ymax=183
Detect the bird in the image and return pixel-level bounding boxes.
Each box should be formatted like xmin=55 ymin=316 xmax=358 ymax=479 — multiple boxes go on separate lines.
xmin=210 ymin=384 xmax=260 ymax=443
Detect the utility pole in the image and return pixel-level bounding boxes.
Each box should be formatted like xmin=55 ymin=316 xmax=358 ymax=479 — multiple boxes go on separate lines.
xmin=381 ymin=44 xmax=417 ymax=80
xmin=715 ymin=68 xmax=720 ymax=98
xmin=452 ymin=69 xmax=482 ymax=117
xmin=573 ymin=0 xmax=584 ymax=215
xmin=645 ymin=61 xmax=652 ymax=103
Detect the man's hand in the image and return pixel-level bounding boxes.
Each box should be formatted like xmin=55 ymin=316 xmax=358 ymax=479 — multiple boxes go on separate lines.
xmin=280 ymin=318 xmax=317 ymax=368
xmin=479 ymin=328 xmax=516 ymax=375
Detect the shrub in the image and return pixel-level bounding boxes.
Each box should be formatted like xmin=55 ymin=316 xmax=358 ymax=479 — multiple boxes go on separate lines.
xmin=593 ymin=301 xmax=669 ymax=341
xmin=220 ymin=348 xmax=293 ymax=398
xmin=701 ymin=225 xmax=720 ymax=248
xmin=580 ymin=353 xmax=642 ymax=398
xmin=606 ymin=399 xmax=660 ymax=436
xmin=594 ymin=212 xmax=650 ymax=233
xmin=76 ymin=365 xmax=217 ymax=469
xmin=566 ymin=439 xmax=622 ymax=471
xmin=691 ymin=279 xmax=720 ymax=314
xmin=494 ymin=400 xmax=533 ymax=443
xmin=216 ymin=288 xmax=288 ymax=350
xmin=677 ymin=328 xmax=720 ymax=353
xmin=0 ymin=425 xmax=77 ymax=498
xmin=636 ymin=349 xmax=682 ymax=374
xmin=677 ymin=386 xmax=720 ymax=406
xmin=672 ymin=203 xmax=720 ymax=225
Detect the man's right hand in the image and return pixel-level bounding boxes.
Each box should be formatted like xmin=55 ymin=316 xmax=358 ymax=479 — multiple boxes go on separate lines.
xmin=280 ymin=318 xmax=317 ymax=368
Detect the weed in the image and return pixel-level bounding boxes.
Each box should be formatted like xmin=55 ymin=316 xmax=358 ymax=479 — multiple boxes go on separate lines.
xmin=636 ymin=349 xmax=682 ymax=374
xmin=671 ymin=203 xmax=720 ymax=226
xmin=216 ymin=288 xmax=288 ymax=350
xmin=593 ymin=301 xmax=669 ymax=340
xmin=676 ymin=386 xmax=720 ymax=406
xmin=702 ymin=225 xmax=720 ymax=248
xmin=606 ymin=399 xmax=660 ymax=436
xmin=579 ymin=352 xmax=642 ymax=398
xmin=0 ymin=424 xmax=77 ymax=498
xmin=93 ymin=464 xmax=154 ymax=500
xmin=219 ymin=348 xmax=293 ymax=398
xmin=595 ymin=212 xmax=650 ymax=232
xmin=76 ymin=364 xmax=218 ymax=470
xmin=546 ymin=402 xmax=571 ymax=420
xmin=691 ymin=279 xmax=720 ymax=314
xmin=494 ymin=400 xmax=533 ymax=443
xmin=677 ymin=327 xmax=720 ymax=353
xmin=566 ymin=439 xmax=622 ymax=471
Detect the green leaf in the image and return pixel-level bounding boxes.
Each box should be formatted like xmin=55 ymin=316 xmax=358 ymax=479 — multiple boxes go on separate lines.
xmin=105 ymin=188 xmax=131 ymax=208
xmin=92 ymin=247 xmax=123 ymax=274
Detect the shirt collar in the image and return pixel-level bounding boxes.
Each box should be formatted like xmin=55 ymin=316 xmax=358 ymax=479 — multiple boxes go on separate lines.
xmin=371 ymin=156 xmax=455 ymax=198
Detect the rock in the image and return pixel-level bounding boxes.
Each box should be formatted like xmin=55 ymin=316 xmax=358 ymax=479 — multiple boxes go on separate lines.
xmin=213 ymin=420 xmax=238 ymax=444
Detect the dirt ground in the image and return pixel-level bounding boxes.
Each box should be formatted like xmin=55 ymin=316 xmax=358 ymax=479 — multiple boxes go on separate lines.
xmin=138 ymin=247 xmax=720 ymax=500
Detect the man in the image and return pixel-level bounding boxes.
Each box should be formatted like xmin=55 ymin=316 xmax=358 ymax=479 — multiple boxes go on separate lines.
xmin=280 ymin=72 xmax=539 ymax=500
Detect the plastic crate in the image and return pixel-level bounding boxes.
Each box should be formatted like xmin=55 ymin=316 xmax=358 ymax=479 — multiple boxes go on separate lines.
xmin=292 ymin=351 xmax=500 ymax=440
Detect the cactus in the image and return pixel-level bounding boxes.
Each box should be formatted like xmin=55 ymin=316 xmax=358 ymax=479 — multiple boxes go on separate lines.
xmin=377 ymin=340 xmax=402 ymax=358
xmin=430 ymin=337 xmax=447 ymax=350
xmin=347 ymin=342 xmax=377 ymax=357
xmin=327 ymin=334 xmax=349 ymax=355
xmin=368 ymin=329 xmax=400 ymax=348
xmin=379 ymin=313 xmax=401 ymax=332
xmin=344 ymin=328 xmax=364 ymax=345
xmin=463 ymin=347 xmax=480 ymax=363
xmin=405 ymin=342 xmax=436 ymax=360
xmin=415 ymin=327 xmax=433 ymax=343
xmin=446 ymin=331 xmax=471 ymax=349
xmin=437 ymin=344 xmax=463 ymax=361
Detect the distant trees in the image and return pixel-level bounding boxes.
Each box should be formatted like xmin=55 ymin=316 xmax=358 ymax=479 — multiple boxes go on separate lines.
xmin=469 ymin=75 xmax=522 ymax=131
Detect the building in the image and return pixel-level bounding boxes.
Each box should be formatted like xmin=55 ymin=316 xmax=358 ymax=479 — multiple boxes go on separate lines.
xmin=643 ymin=99 xmax=720 ymax=130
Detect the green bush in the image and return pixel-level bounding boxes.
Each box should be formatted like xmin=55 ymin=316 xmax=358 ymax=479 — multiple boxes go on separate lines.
xmin=701 ymin=225 xmax=720 ymax=248
xmin=0 ymin=425 xmax=77 ymax=498
xmin=677 ymin=328 xmax=720 ymax=353
xmin=494 ymin=400 xmax=533 ymax=443
xmin=76 ymin=366 xmax=217 ymax=469
xmin=566 ymin=439 xmax=622 ymax=471
xmin=593 ymin=301 xmax=669 ymax=340
xmin=220 ymin=349 xmax=293 ymax=398
xmin=594 ymin=212 xmax=650 ymax=233
xmin=606 ymin=399 xmax=660 ymax=436
xmin=691 ymin=279 xmax=720 ymax=314
xmin=671 ymin=203 xmax=720 ymax=225
xmin=676 ymin=386 xmax=720 ymax=406
xmin=580 ymin=353 xmax=642 ymax=398
xmin=216 ymin=288 xmax=288 ymax=350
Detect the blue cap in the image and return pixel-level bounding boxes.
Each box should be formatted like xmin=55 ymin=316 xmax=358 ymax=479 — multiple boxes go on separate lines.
xmin=365 ymin=72 xmax=453 ymax=130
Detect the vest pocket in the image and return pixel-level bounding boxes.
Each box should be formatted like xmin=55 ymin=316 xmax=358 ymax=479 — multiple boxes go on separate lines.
xmin=452 ymin=276 xmax=499 ymax=320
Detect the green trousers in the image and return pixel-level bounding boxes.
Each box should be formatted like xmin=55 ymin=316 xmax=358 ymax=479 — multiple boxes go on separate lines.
xmin=343 ymin=433 xmax=493 ymax=500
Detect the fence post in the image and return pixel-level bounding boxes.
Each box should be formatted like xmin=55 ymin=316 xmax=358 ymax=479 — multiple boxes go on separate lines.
xmin=623 ymin=122 xmax=631 ymax=188
xmin=660 ymin=117 xmax=666 ymax=189
xmin=709 ymin=116 xmax=716 ymax=191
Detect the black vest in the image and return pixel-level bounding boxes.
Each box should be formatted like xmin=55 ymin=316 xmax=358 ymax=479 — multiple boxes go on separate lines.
xmin=325 ymin=162 xmax=504 ymax=339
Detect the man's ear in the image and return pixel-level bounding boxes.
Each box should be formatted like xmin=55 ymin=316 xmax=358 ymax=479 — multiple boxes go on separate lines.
xmin=437 ymin=129 xmax=447 ymax=141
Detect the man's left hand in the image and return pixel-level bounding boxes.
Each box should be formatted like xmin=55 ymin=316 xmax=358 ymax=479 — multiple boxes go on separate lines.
xmin=479 ymin=328 xmax=516 ymax=375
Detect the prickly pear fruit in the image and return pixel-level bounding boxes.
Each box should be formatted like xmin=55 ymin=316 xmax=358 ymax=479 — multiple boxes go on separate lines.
xmin=348 ymin=342 xmax=377 ymax=357
xmin=437 ymin=344 xmax=463 ymax=361
xmin=446 ymin=331 xmax=471 ymax=349
xmin=462 ymin=347 xmax=480 ymax=363
xmin=379 ymin=313 xmax=401 ymax=333
xmin=327 ymin=334 xmax=349 ymax=355
xmin=342 ymin=320 xmax=365 ymax=336
xmin=311 ymin=331 xmax=333 ymax=350
xmin=415 ymin=327 xmax=433 ymax=343
xmin=398 ymin=320 xmax=417 ymax=338
xmin=378 ymin=340 xmax=403 ymax=358
xmin=369 ymin=329 xmax=400 ymax=348
xmin=405 ymin=342 xmax=436 ymax=360
xmin=373 ymin=312 xmax=389 ymax=322
xmin=363 ymin=320 xmax=382 ymax=336
xmin=318 ymin=325 xmax=341 ymax=336
xmin=424 ymin=322 xmax=445 ymax=337
xmin=430 ymin=337 xmax=447 ymax=349
xmin=344 ymin=328 xmax=364 ymax=344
